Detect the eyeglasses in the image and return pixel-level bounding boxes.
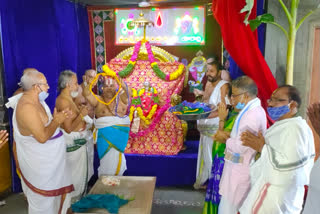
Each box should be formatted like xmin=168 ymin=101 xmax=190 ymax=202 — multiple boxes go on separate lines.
xmin=267 ymin=97 xmax=289 ymax=103
xmin=231 ymin=91 xmax=247 ymax=98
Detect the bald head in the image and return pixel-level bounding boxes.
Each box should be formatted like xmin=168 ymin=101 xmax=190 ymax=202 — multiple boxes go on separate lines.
xmin=84 ymin=69 xmax=97 ymax=85
xmin=20 ymin=69 xmax=45 ymax=90
xmin=85 ymin=69 xmax=97 ymax=76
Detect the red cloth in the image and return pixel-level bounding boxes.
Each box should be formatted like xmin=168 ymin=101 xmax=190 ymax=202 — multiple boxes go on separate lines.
xmin=212 ymin=0 xmax=278 ymax=114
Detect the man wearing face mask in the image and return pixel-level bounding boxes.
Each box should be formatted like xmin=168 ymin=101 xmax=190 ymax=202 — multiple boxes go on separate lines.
xmin=239 ymin=85 xmax=315 ymax=214
xmin=6 ymin=69 xmax=74 ymax=214
xmin=193 ymin=57 xmax=230 ymax=189
xmin=56 ymin=70 xmax=93 ymax=202
xmin=83 ymin=74 xmax=131 ymax=177
xmin=218 ymin=76 xmax=267 ymax=214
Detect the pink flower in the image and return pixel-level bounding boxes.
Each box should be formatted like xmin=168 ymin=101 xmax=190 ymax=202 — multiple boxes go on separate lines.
xmin=145 ymin=41 xmax=156 ymax=63
xmin=130 ymin=41 xmax=142 ymax=62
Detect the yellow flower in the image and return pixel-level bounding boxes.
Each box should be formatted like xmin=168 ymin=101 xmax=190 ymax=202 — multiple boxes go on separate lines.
xmin=146 ymin=104 xmax=158 ymax=120
xmin=169 ymin=64 xmax=184 ymax=80
xmin=89 ymin=71 xmax=121 ymax=106
xmin=138 ymin=88 xmax=145 ymax=97
xmin=151 ymin=62 xmax=158 ymax=67
xmin=102 ymin=65 xmax=117 ymax=78
xmin=132 ymin=88 xmax=138 ymax=97
xmin=129 ymin=106 xmax=135 ymax=121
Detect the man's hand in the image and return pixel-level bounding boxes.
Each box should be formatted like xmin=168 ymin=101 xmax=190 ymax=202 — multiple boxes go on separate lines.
xmin=307 ymin=103 xmax=320 ymax=136
xmin=80 ymin=105 xmax=89 ymax=117
xmin=241 ymin=131 xmax=265 ymax=152
xmin=213 ymin=130 xmax=230 ymax=143
xmin=82 ymin=75 xmax=87 ymax=84
xmin=193 ymin=89 xmax=204 ymax=97
xmin=53 ymin=108 xmax=72 ymax=125
xmin=0 ymin=130 xmax=9 ymax=150
xmin=218 ymin=103 xmax=229 ymax=121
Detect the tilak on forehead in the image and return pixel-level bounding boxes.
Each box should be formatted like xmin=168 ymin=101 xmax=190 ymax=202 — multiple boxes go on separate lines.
xmin=104 ymin=77 xmax=114 ymax=85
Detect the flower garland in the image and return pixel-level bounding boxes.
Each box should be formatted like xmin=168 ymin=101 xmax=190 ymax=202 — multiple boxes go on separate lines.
xmin=145 ymin=41 xmax=185 ymax=81
xmin=129 ymin=87 xmax=159 ymax=125
xmin=129 ymin=102 xmax=171 ymax=138
xmin=102 ymin=40 xmax=184 ymax=81
xmin=137 ymin=104 xmax=158 ymax=125
xmin=89 ymin=65 xmax=122 ymax=106
xmin=117 ymin=41 xmax=141 ymax=78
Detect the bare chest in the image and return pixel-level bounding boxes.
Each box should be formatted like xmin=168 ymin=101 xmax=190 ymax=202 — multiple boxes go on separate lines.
xmin=35 ymin=104 xmax=49 ymax=125
xmin=96 ymin=100 xmax=128 ymax=117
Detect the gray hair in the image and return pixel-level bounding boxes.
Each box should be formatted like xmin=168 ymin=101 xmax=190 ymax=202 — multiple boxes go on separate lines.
xmin=20 ymin=69 xmax=41 ymax=90
xmin=231 ymin=76 xmax=258 ymax=97
xmin=58 ymin=70 xmax=76 ymax=91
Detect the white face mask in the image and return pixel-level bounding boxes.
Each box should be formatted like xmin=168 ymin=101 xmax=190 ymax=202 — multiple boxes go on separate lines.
xmin=39 ymin=91 xmax=49 ymax=101
xmin=70 ymin=91 xmax=79 ymax=98
xmin=37 ymin=85 xmax=49 ymax=102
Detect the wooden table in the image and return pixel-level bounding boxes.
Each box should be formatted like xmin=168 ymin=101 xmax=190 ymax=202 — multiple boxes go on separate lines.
xmin=75 ymin=176 xmax=156 ymax=214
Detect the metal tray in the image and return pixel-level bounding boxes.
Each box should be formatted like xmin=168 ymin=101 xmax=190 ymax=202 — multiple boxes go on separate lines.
xmin=174 ymin=110 xmax=213 ymax=121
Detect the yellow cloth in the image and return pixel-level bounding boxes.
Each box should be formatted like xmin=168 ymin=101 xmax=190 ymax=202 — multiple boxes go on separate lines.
xmin=0 ymin=142 xmax=11 ymax=193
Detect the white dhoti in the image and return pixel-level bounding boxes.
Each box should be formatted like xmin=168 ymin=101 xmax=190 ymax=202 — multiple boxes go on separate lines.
xmin=86 ymin=133 xmax=94 ymax=181
xmin=7 ymin=94 xmax=74 ymax=214
xmin=194 ymin=133 xmax=215 ymax=188
xmin=63 ymin=128 xmax=92 ymax=201
xmin=21 ymin=179 xmax=71 ymax=214
xmin=85 ymin=126 xmax=94 ymax=182
xmin=94 ymin=116 xmax=130 ymax=177
xmin=195 ymin=80 xmax=229 ymax=188
xmin=240 ymin=117 xmax=315 ymax=214
xmin=98 ymin=147 xmax=127 ymax=176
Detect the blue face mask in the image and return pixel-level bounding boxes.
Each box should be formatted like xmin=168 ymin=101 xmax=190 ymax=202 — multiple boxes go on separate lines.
xmin=235 ymin=102 xmax=245 ymax=110
xmin=39 ymin=91 xmax=49 ymax=102
xmin=267 ymin=105 xmax=290 ymax=121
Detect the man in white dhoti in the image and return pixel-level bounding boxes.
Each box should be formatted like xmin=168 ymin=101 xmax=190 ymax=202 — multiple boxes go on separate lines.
xmin=6 ymin=69 xmax=73 ymax=214
xmin=302 ymin=102 xmax=320 ymax=214
xmin=56 ymin=70 xmax=94 ymax=201
xmin=75 ymin=69 xmax=97 ymax=180
xmin=239 ymin=85 xmax=315 ymax=214
xmin=193 ymin=58 xmax=229 ymax=189
xmin=83 ymin=74 xmax=131 ymax=176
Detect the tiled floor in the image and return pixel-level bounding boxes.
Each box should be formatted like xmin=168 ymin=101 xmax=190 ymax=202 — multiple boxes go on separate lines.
xmin=0 ymin=187 xmax=205 ymax=214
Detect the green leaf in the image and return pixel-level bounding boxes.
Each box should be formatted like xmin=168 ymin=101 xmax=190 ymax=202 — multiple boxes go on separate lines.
xmin=240 ymin=0 xmax=255 ymax=25
xmin=249 ymin=13 xmax=275 ymax=31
